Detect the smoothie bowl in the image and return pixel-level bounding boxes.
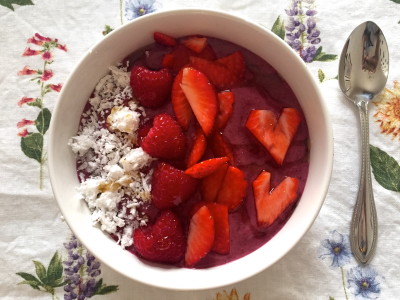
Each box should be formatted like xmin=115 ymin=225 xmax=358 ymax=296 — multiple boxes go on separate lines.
xmin=48 ymin=9 xmax=333 ymax=290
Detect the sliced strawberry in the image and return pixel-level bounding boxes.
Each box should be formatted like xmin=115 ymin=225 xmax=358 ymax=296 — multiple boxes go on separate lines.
xmin=161 ymin=53 xmax=174 ymax=68
xmin=245 ymin=108 xmax=302 ymax=165
xmin=182 ymin=36 xmax=207 ymax=53
xmin=252 ymin=171 xmax=299 ymax=227
xmin=180 ymin=67 xmax=217 ymax=136
xmin=171 ymin=69 xmax=192 ymax=130
xmin=185 ymin=205 xmax=215 ymax=267
xmin=151 ymin=162 xmax=198 ymax=209
xmin=200 ymin=162 xmax=229 ymax=202
xmin=186 ymin=127 xmax=207 ymax=167
xmin=130 ymin=65 xmax=173 ymax=108
xmin=153 ymin=32 xmax=177 ymax=47
xmin=141 ymin=113 xmax=187 ymax=159
xmin=209 ymin=132 xmax=234 ymax=164
xmin=133 ymin=210 xmax=186 ymax=263
xmin=216 ymin=166 xmax=248 ymax=211
xmin=189 ymin=51 xmax=246 ymax=90
xmin=215 ymin=91 xmax=235 ymax=130
xmin=206 ymin=203 xmax=230 ymax=254
xmin=184 ymin=157 xmax=229 ymax=179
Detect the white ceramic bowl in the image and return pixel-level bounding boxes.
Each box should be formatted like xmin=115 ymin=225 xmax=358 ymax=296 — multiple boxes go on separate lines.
xmin=48 ymin=8 xmax=333 ymax=290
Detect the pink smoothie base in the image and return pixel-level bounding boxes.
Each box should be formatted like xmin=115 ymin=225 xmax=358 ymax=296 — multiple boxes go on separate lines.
xmin=79 ymin=36 xmax=309 ymax=269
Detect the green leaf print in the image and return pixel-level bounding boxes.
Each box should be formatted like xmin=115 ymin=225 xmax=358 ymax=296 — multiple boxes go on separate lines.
xmin=21 ymin=133 xmax=43 ymax=163
xmin=35 ymin=108 xmax=51 ymax=135
xmin=33 ymin=260 xmax=47 ymax=284
xmin=318 ymin=69 xmax=325 ymax=83
xmin=0 ymin=0 xmax=34 ymax=10
xmin=93 ymin=278 xmax=119 ymax=295
xmin=370 ymin=145 xmax=400 ymax=192
xmin=46 ymin=251 xmax=64 ymax=286
xmin=271 ymin=16 xmax=285 ymax=40
xmin=390 ymin=0 xmax=400 ymax=3
xmin=314 ymin=46 xmax=337 ymax=62
xmin=16 ymin=272 xmax=42 ymax=290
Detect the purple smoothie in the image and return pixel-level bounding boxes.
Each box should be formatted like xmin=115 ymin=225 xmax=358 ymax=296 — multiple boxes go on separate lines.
xmin=76 ymin=35 xmax=310 ymax=269
xmin=125 ymin=36 xmax=310 ymax=268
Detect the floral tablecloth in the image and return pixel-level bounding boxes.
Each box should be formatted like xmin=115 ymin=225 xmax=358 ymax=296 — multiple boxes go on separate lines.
xmin=1 ymin=0 xmax=400 ymax=299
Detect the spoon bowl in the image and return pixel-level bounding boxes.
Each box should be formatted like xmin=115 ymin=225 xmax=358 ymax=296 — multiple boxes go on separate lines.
xmin=338 ymin=21 xmax=389 ymax=264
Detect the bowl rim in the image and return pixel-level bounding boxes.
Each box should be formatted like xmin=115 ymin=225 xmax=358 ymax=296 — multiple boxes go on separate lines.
xmin=48 ymin=8 xmax=333 ymax=291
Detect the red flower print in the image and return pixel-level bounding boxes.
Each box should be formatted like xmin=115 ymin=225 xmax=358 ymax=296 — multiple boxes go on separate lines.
xmin=35 ymin=33 xmax=52 ymax=42
xmin=42 ymin=51 xmax=53 ymax=61
xmin=27 ymin=36 xmax=44 ymax=46
xmin=57 ymin=44 xmax=67 ymax=52
xmin=17 ymin=66 xmax=38 ymax=76
xmin=50 ymin=84 xmax=62 ymax=92
xmin=17 ymin=119 xmax=35 ymax=128
xmin=17 ymin=128 xmax=29 ymax=137
xmin=41 ymin=69 xmax=54 ymax=81
xmin=22 ymin=47 xmax=41 ymax=56
xmin=17 ymin=96 xmax=36 ymax=107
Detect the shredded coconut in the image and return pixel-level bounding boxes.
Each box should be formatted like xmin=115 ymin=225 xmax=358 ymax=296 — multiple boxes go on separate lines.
xmin=69 ymin=65 xmax=154 ymax=248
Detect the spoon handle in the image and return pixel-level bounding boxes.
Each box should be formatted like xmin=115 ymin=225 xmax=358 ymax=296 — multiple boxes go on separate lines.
xmin=350 ymin=100 xmax=378 ymax=264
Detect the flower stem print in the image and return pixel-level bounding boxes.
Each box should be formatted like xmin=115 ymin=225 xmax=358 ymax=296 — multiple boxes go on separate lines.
xmin=17 ymin=33 xmax=66 ymax=190
xmin=16 ymin=236 xmax=118 ymax=299
xmin=319 ymin=230 xmax=382 ymax=300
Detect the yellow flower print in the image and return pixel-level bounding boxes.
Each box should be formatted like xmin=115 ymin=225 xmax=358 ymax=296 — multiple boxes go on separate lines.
xmin=213 ymin=288 xmax=251 ymax=300
xmin=373 ymin=81 xmax=400 ymax=140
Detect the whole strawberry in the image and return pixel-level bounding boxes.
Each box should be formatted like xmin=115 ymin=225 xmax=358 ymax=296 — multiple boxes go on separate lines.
xmin=151 ymin=162 xmax=198 ymax=209
xmin=130 ymin=65 xmax=173 ymax=108
xmin=140 ymin=113 xmax=187 ymax=160
xmin=133 ymin=210 xmax=186 ymax=263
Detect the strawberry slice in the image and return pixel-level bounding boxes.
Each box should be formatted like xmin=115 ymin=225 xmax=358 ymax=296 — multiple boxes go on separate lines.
xmin=171 ymin=69 xmax=192 ymax=130
xmin=252 ymin=171 xmax=299 ymax=227
xmin=133 ymin=210 xmax=185 ymax=263
xmin=245 ymin=108 xmax=302 ymax=165
xmin=153 ymin=32 xmax=177 ymax=47
xmin=216 ymin=166 xmax=248 ymax=211
xmin=186 ymin=127 xmax=207 ymax=167
xmin=185 ymin=157 xmax=229 ymax=179
xmin=185 ymin=205 xmax=215 ymax=267
xmin=215 ymin=91 xmax=235 ymax=130
xmin=189 ymin=51 xmax=245 ymax=90
xmin=200 ymin=162 xmax=229 ymax=202
xmin=151 ymin=162 xmax=198 ymax=209
xmin=180 ymin=67 xmax=217 ymax=135
xmin=209 ymin=132 xmax=234 ymax=164
xmin=206 ymin=203 xmax=230 ymax=254
xmin=182 ymin=36 xmax=208 ymax=53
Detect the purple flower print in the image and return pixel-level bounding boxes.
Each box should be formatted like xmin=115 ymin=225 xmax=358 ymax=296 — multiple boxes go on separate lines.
xmin=319 ymin=230 xmax=351 ymax=268
xmin=125 ymin=0 xmax=156 ymax=20
xmin=347 ymin=266 xmax=381 ymax=299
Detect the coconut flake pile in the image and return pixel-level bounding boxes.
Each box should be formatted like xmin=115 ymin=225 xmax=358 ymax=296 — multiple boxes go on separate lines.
xmin=69 ymin=64 xmax=154 ymax=248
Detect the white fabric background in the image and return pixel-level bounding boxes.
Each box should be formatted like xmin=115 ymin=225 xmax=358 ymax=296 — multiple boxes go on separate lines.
xmin=1 ymin=0 xmax=399 ymax=299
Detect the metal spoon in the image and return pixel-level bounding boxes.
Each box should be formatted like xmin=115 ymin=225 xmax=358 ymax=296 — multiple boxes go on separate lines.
xmin=338 ymin=21 xmax=389 ymax=264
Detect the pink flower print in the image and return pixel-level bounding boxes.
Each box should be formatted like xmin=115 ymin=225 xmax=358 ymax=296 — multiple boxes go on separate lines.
xmin=27 ymin=36 xmax=44 ymax=46
xmin=42 ymin=51 xmax=53 ymax=61
xmin=41 ymin=69 xmax=54 ymax=81
xmin=50 ymin=84 xmax=62 ymax=92
xmin=17 ymin=128 xmax=29 ymax=137
xmin=17 ymin=119 xmax=35 ymax=128
xmin=22 ymin=47 xmax=41 ymax=56
xmin=57 ymin=44 xmax=67 ymax=52
xmin=35 ymin=33 xmax=52 ymax=42
xmin=17 ymin=96 xmax=36 ymax=107
xmin=17 ymin=66 xmax=38 ymax=76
